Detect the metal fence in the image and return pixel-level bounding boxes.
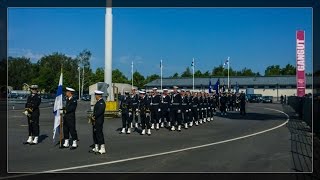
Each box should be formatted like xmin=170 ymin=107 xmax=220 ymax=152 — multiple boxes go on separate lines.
xmin=287 ymin=96 xmax=319 ymax=134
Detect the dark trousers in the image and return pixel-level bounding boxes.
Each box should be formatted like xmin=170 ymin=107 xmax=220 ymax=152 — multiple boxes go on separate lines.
xmin=191 ymin=107 xmax=198 ymax=122
xmin=27 ymin=115 xmax=40 ymax=136
xmin=240 ymin=104 xmax=246 ymax=115
xmin=182 ymin=106 xmax=188 ymax=123
xmin=161 ymin=108 xmax=170 ymax=123
xmin=121 ymin=111 xmax=130 ymax=128
xmin=170 ymin=106 xmax=182 ymax=126
xmin=151 ymin=106 xmax=160 ymax=124
xmin=207 ymin=106 xmax=214 ymax=118
xmin=229 ymin=102 xmax=234 ymax=111
xmin=131 ymin=109 xmax=139 ymax=123
xmin=140 ymin=111 xmax=151 ymax=129
xmin=93 ymin=120 xmax=105 ymax=145
xmin=63 ymin=117 xmax=78 ymax=141
xmin=220 ymin=104 xmax=227 ymax=113
xmin=202 ymin=106 xmax=207 ymax=119
xmin=235 ymin=103 xmax=240 ymax=110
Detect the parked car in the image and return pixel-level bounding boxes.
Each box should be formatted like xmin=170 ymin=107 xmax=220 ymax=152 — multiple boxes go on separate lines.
xmin=262 ymin=96 xmax=273 ymax=103
xmin=247 ymin=94 xmax=262 ymax=103
xmin=81 ymin=94 xmax=91 ymax=101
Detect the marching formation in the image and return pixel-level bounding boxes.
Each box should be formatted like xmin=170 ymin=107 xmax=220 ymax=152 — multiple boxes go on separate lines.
xmin=119 ymin=86 xmax=247 ymax=136
xmin=21 ymin=84 xmax=246 ymax=155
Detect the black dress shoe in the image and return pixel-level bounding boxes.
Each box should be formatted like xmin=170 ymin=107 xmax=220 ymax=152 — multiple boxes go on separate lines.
xmin=29 ymin=142 xmax=37 ymax=145
xmin=70 ymin=146 xmax=78 ymax=150
xmin=23 ymin=142 xmax=30 ymax=145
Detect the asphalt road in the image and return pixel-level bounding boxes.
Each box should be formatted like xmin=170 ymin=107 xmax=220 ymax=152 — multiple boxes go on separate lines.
xmin=7 ymin=101 xmax=313 ymax=173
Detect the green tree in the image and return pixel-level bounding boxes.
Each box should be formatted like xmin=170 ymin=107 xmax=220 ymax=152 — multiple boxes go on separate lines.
xmin=112 ymin=69 xmax=129 ymax=83
xmin=145 ymin=74 xmax=160 ymax=85
xmin=35 ymin=52 xmax=78 ymax=93
xmin=171 ymin=72 xmax=179 ymax=78
xmin=132 ymin=71 xmax=145 ymax=89
xmin=203 ymin=71 xmax=211 ymax=77
xmin=181 ymin=67 xmax=192 ymax=78
xmin=212 ymin=65 xmax=225 ymax=76
xmin=8 ymin=57 xmax=34 ymax=90
xmin=265 ymin=65 xmax=281 ymax=76
xmin=194 ymin=70 xmax=203 ymax=78
xmin=76 ymin=49 xmax=92 ymax=96
xmin=281 ymin=64 xmax=296 ymax=75
xmin=239 ymin=68 xmax=255 ymax=76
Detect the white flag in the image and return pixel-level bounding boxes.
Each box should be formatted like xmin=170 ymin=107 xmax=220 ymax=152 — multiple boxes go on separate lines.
xmin=53 ymin=72 xmax=63 ymax=140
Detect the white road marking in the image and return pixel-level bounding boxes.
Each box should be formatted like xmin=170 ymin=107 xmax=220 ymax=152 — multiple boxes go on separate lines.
xmin=43 ymin=107 xmax=289 ymax=173
xmin=2 ymin=107 xmax=290 ymax=178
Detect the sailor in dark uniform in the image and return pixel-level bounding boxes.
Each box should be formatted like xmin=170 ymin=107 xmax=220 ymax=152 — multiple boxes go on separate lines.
xmin=119 ymin=91 xmax=132 ymax=134
xmin=23 ymin=85 xmax=41 ymax=145
xmin=150 ymin=88 xmax=161 ymax=130
xmin=212 ymin=90 xmax=218 ymax=115
xmin=139 ymin=91 xmax=152 ymax=135
xmin=170 ymin=86 xmax=183 ymax=131
xmin=207 ymin=92 xmax=214 ymax=121
xmin=220 ymin=92 xmax=228 ymax=116
xmin=61 ymin=87 xmax=79 ymax=149
xmin=190 ymin=91 xmax=199 ymax=126
xmin=186 ymin=90 xmax=193 ymax=127
xmin=240 ymin=91 xmax=247 ymax=116
xmin=90 ymin=90 xmax=106 ymax=154
xmin=235 ymin=93 xmax=241 ymax=111
xmin=160 ymin=89 xmax=171 ymax=128
xmin=180 ymin=89 xmax=188 ymax=129
xmin=130 ymin=88 xmax=140 ymax=128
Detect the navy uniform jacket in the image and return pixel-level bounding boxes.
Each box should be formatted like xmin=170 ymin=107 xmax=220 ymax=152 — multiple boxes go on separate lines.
xmin=120 ymin=95 xmax=132 ymax=113
xmin=187 ymin=95 xmax=192 ymax=110
xmin=93 ymin=98 xmax=106 ymax=125
xmin=161 ymin=94 xmax=171 ymax=112
xmin=139 ymin=95 xmax=150 ymax=113
xmin=220 ymin=96 xmax=228 ymax=106
xmin=171 ymin=93 xmax=182 ymax=109
xmin=150 ymin=94 xmax=161 ymax=110
xmin=240 ymin=94 xmax=246 ymax=106
xmin=191 ymin=96 xmax=199 ymax=109
xmin=64 ymin=96 xmax=77 ymax=121
xmin=25 ymin=93 xmax=41 ymax=117
xmin=131 ymin=94 xmax=139 ymax=111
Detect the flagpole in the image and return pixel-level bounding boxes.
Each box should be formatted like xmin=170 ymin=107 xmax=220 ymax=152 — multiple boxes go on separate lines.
xmin=160 ymin=59 xmax=163 ymax=90
xmin=192 ymin=58 xmax=195 ymax=91
xmin=59 ymin=114 xmax=63 ymax=147
xmin=131 ymin=61 xmax=133 ymax=89
xmin=78 ymin=66 xmax=80 ymax=100
xmin=227 ymin=57 xmax=230 ymax=90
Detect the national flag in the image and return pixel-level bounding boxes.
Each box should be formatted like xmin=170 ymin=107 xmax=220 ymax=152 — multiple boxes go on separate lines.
xmin=235 ymin=82 xmax=239 ymax=93
xmin=214 ymin=78 xmax=220 ymax=95
xmin=53 ymin=72 xmax=63 ymax=141
xmin=209 ymin=79 xmax=212 ymax=93
xmin=223 ymin=57 xmax=230 ymax=67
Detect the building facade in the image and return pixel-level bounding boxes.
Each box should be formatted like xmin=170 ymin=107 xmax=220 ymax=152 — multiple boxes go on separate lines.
xmin=145 ymin=76 xmax=312 ymax=99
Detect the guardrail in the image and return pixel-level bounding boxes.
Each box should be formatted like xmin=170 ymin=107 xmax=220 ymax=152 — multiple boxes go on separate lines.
xmin=287 ymin=96 xmax=319 ymax=134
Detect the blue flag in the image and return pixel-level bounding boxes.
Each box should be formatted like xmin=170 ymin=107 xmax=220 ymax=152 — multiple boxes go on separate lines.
xmin=209 ymin=79 xmax=212 ymax=93
xmin=53 ymin=72 xmax=63 ymax=141
xmin=235 ymin=82 xmax=239 ymax=93
xmin=214 ymin=78 xmax=220 ymax=95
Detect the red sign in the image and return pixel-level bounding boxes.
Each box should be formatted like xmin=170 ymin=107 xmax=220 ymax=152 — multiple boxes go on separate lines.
xmin=296 ymin=30 xmax=306 ymax=97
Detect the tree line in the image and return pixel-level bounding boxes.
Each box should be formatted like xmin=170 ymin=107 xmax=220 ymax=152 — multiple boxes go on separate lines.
xmin=8 ymin=50 xmax=304 ymax=92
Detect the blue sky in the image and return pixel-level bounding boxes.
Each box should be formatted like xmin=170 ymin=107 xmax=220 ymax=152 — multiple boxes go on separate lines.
xmin=8 ymin=8 xmax=312 ymax=78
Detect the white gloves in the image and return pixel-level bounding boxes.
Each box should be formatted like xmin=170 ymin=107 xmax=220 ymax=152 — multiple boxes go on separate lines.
xmin=158 ymin=108 xmax=161 ymax=112
xmin=23 ymin=111 xmax=28 ymax=116
xmin=177 ymin=110 xmax=181 ymax=113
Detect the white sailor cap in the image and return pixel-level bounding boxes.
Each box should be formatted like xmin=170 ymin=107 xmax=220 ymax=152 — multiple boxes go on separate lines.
xmin=30 ymin=85 xmax=38 ymax=89
xmin=173 ymin=86 xmax=179 ymax=89
xmin=66 ymin=87 xmax=75 ymax=92
xmin=94 ymin=90 xmax=104 ymax=95
xmin=152 ymin=87 xmax=158 ymax=90
xmin=132 ymin=87 xmax=137 ymax=90
xmin=139 ymin=91 xmax=146 ymax=94
xmin=163 ymin=89 xmax=168 ymax=92
xmin=181 ymin=89 xmax=185 ymax=92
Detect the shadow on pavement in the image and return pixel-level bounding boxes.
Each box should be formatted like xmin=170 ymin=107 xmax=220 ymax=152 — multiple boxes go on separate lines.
xmin=38 ymin=134 xmax=48 ymax=143
xmin=282 ymin=104 xmax=320 ymax=179
xmin=215 ymin=111 xmax=286 ymax=121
